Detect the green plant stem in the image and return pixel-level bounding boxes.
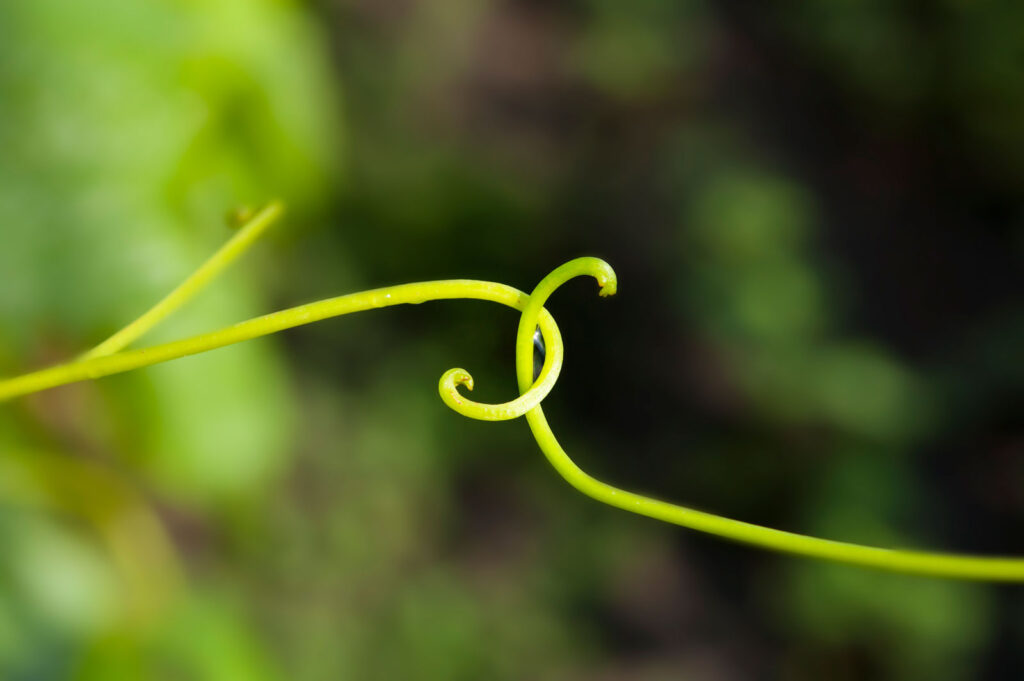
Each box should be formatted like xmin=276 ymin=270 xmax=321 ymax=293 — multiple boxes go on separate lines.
xmin=81 ymin=201 xmax=284 ymax=360
xmin=511 ymin=272 xmax=1024 ymax=581
xmin=0 ymin=280 xmax=560 ymax=404
xmin=439 ymin=257 xmax=615 ymax=421
xmin=2 ymin=250 xmax=1022 ymax=580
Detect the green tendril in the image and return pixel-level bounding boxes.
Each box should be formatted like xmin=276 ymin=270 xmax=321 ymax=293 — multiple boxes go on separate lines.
xmin=0 ymin=281 xmax=547 ymax=402
xmin=438 ymin=257 xmax=614 ymax=421
xmin=510 ymin=267 xmax=1024 ymax=581
xmin=2 ymin=207 xmax=1022 ymax=581
xmin=81 ymin=201 xmax=284 ymax=360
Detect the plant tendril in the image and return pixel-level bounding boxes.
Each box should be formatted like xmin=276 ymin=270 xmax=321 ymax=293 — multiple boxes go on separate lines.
xmin=438 ymin=257 xmax=615 ymax=421
xmin=81 ymin=201 xmax=284 ymax=360
xmin=2 ymin=208 xmax=1022 ymax=581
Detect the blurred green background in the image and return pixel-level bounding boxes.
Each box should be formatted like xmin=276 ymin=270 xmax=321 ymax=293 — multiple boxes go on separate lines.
xmin=1 ymin=1 xmax=1023 ymax=679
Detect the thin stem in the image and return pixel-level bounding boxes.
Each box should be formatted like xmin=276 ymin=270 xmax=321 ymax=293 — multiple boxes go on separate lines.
xmin=3 ymin=247 xmax=1022 ymax=580
xmin=0 ymin=280 xmax=560 ymax=404
xmin=81 ymin=201 xmax=284 ymax=360
xmin=511 ymin=273 xmax=1024 ymax=581
xmin=437 ymin=257 xmax=615 ymax=421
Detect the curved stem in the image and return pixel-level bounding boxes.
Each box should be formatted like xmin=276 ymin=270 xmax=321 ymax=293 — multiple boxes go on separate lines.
xmin=0 ymin=280 xmax=556 ymax=402
xmin=438 ymin=257 xmax=616 ymax=421
xmin=510 ymin=282 xmax=1024 ymax=581
xmin=3 ymin=251 xmax=1022 ymax=580
xmin=81 ymin=201 xmax=284 ymax=360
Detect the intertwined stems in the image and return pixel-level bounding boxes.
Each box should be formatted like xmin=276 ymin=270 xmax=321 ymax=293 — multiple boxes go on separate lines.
xmin=438 ymin=257 xmax=615 ymax=421
xmin=2 ymin=208 xmax=1022 ymax=581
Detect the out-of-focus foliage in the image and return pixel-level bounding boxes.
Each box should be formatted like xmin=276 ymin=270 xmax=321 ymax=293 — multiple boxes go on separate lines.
xmin=1 ymin=0 xmax=1023 ymax=680
xmin=0 ymin=0 xmax=338 ymax=677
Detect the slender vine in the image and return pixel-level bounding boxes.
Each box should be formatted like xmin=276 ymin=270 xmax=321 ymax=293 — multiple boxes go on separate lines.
xmin=81 ymin=201 xmax=285 ymax=360
xmin=2 ymin=204 xmax=1022 ymax=581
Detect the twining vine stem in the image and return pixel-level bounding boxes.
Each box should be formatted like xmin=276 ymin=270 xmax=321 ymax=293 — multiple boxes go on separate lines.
xmin=2 ymin=203 xmax=1021 ymax=581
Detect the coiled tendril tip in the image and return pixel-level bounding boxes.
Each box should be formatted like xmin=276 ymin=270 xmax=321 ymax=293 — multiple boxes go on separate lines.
xmin=437 ymin=257 xmax=616 ymax=423
xmin=590 ymin=260 xmax=618 ymax=297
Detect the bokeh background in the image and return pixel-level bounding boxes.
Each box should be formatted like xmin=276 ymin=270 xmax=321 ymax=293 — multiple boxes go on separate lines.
xmin=1 ymin=0 xmax=1023 ymax=679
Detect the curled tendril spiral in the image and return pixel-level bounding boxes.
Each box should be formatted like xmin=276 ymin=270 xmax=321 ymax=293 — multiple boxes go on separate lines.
xmin=438 ymin=257 xmax=614 ymax=421
xmin=2 ymin=204 xmax=1023 ymax=581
